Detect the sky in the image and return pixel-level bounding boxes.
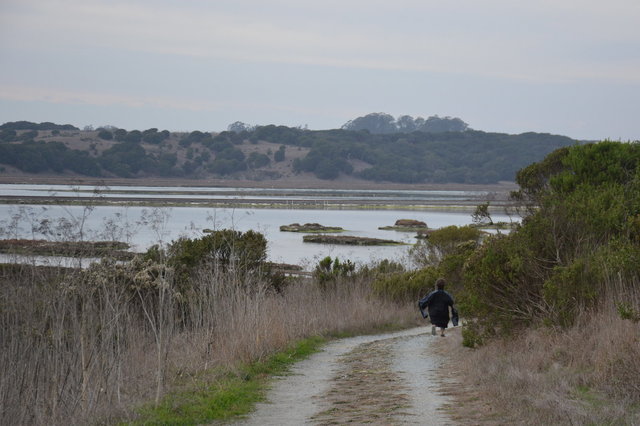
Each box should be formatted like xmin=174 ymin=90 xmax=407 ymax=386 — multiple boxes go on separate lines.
xmin=1 ymin=0 xmax=639 ymax=140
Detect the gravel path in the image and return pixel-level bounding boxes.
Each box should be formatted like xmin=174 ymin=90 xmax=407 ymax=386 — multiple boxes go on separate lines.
xmin=233 ymin=327 xmax=454 ymax=425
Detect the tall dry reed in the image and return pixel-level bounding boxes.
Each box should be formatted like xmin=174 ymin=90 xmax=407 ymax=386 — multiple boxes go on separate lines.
xmin=0 ymin=258 xmax=416 ymax=425
xmin=453 ymin=274 xmax=640 ymax=424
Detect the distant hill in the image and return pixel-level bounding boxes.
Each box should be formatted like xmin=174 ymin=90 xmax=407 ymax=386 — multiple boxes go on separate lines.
xmin=0 ymin=120 xmax=577 ymax=185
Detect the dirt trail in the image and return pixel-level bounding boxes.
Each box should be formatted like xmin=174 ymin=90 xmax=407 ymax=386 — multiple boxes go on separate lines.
xmin=234 ymin=327 xmax=454 ymax=425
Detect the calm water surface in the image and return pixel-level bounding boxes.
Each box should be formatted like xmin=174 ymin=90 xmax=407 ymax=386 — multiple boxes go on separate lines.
xmin=0 ymin=183 xmax=489 ymax=202
xmin=0 ymin=184 xmax=514 ymax=267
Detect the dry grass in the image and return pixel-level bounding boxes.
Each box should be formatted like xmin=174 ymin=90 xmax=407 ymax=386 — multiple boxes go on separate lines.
xmin=312 ymin=339 xmax=410 ymax=424
xmin=0 ymin=260 xmax=416 ymax=425
xmin=434 ymin=276 xmax=640 ymax=425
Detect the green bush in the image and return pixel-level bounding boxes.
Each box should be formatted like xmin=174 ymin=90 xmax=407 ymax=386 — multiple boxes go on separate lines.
xmin=97 ymin=129 xmax=113 ymax=140
xmin=372 ymin=266 xmax=440 ymax=302
xmin=410 ymin=225 xmax=482 ymax=267
xmin=313 ymin=256 xmax=355 ymax=286
xmin=461 ymin=141 xmax=640 ymax=339
xmin=166 ymin=229 xmax=267 ymax=290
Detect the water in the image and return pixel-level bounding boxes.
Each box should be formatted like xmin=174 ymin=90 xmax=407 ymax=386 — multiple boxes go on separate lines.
xmin=0 ymin=184 xmax=515 ymax=267
xmin=0 ymin=183 xmax=490 ymax=202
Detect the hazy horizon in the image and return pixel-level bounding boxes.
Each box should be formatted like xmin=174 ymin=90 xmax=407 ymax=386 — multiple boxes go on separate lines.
xmin=1 ymin=0 xmax=639 ymax=140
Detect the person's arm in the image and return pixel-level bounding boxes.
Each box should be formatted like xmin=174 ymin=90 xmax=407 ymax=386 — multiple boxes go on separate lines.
xmin=419 ymin=290 xmax=436 ymax=309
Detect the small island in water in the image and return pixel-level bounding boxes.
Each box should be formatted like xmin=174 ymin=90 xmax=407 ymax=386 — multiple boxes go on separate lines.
xmin=379 ymin=219 xmax=428 ymax=231
xmin=302 ymin=234 xmax=404 ymax=246
xmin=280 ymin=223 xmax=344 ymax=233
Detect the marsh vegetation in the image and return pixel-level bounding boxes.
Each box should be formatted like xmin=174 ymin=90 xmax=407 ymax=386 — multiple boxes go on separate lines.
xmin=0 ymin=216 xmax=417 ymax=424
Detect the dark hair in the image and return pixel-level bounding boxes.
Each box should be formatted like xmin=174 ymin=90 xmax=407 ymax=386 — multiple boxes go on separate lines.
xmin=436 ymin=277 xmax=446 ymax=290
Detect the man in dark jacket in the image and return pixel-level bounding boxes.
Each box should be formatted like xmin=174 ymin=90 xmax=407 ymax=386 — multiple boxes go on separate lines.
xmin=418 ymin=277 xmax=457 ymax=337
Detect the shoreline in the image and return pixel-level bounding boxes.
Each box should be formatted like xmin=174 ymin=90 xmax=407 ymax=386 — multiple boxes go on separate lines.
xmin=0 ymin=175 xmax=517 ymax=211
xmin=0 ymin=195 xmax=514 ymax=212
xmin=0 ymin=174 xmax=518 ymax=192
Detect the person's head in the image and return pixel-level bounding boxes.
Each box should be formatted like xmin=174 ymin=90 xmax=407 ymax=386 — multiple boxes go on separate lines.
xmin=436 ymin=277 xmax=446 ymax=290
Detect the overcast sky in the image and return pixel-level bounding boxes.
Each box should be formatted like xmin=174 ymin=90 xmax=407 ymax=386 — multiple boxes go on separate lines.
xmin=1 ymin=0 xmax=639 ymax=140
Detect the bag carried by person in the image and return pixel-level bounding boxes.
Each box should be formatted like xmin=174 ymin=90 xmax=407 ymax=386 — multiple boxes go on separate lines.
xmin=418 ymin=295 xmax=429 ymax=319
xmin=451 ymin=306 xmax=459 ymax=327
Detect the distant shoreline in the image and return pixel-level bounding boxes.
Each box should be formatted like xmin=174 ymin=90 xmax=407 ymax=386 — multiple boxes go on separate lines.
xmin=0 ymin=175 xmax=518 ymax=211
xmin=0 ymin=174 xmax=518 ymax=192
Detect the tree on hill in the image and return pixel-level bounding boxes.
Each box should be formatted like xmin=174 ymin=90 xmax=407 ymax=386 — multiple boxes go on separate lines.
xmin=227 ymin=121 xmax=255 ymax=133
xmin=274 ymin=145 xmax=286 ymax=162
xmin=142 ymin=128 xmax=170 ymax=144
xmin=97 ymin=130 xmax=113 ymax=140
xmin=341 ymin=113 xmax=469 ymax=134
xmin=246 ymin=152 xmax=270 ymax=169
xmin=421 ymin=115 xmax=468 ymax=132
xmin=341 ymin=113 xmax=397 ymax=134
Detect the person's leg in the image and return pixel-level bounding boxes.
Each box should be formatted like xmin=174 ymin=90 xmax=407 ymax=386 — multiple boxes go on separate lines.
xmin=440 ymin=327 xmax=446 ymax=336
xmin=431 ymin=325 xmax=436 ymax=336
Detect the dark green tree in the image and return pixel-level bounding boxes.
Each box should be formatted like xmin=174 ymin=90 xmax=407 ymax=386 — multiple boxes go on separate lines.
xmin=98 ymin=129 xmax=113 ymax=140
xmin=274 ymin=145 xmax=286 ymax=162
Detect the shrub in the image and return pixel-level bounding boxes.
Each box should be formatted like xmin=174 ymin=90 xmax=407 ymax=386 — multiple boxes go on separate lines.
xmin=274 ymin=145 xmax=285 ymax=162
xmin=313 ymin=256 xmax=356 ymax=286
xmin=247 ymin=152 xmax=270 ymax=169
xmin=461 ymin=141 xmax=640 ymax=339
xmin=97 ymin=129 xmax=113 ymax=140
xmin=372 ymin=266 xmax=439 ymax=302
xmin=410 ymin=225 xmax=482 ymax=267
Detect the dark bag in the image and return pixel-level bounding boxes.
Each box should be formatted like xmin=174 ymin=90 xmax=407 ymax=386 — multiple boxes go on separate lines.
xmin=418 ymin=296 xmax=429 ymax=319
xmin=451 ymin=307 xmax=459 ymax=327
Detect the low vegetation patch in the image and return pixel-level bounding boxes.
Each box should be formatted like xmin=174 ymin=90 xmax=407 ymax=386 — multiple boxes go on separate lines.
xmin=130 ymin=337 xmax=326 ymax=425
xmin=445 ymin=288 xmax=640 ymax=424
xmin=279 ymin=222 xmax=344 ymax=233
xmin=378 ymin=219 xmax=428 ymax=232
xmin=0 ymin=238 xmax=133 ymax=259
xmin=469 ymin=221 xmax=516 ymax=230
xmin=303 ymin=234 xmax=404 ymax=246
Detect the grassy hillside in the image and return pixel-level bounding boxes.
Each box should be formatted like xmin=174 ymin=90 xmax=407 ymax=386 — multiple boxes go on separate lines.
xmin=0 ymin=121 xmax=576 ymax=185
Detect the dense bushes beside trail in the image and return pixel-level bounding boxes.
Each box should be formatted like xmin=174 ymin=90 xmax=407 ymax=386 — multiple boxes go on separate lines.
xmin=460 ymin=140 xmax=640 ymax=343
xmin=368 ymin=140 xmax=640 ymax=346
xmin=373 ymin=225 xmax=482 ymax=301
xmin=450 ymin=141 xmax=640 ymax=422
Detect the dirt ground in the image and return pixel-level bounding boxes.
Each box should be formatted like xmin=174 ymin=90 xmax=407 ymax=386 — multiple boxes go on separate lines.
xmin=233 ymin=327 xmax=457 ymax=425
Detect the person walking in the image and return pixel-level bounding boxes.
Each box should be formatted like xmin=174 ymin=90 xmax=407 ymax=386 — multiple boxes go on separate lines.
xmin=418 ymin=277 xmax=458 ymax=337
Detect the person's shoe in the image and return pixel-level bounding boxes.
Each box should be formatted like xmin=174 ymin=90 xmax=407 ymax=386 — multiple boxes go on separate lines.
xmin=431 ymin=325 xmax=436 ymax=336
xmin=440 ymin=333 xmax=446 ymax=337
